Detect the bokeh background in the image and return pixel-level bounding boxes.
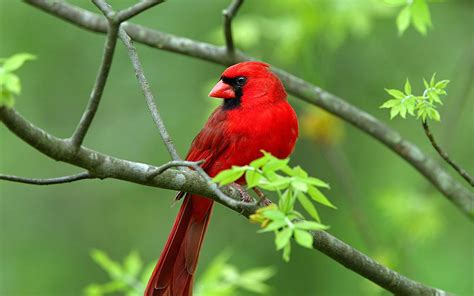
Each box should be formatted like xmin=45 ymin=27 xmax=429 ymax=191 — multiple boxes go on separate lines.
xmin=1 ymin=0 xmax=473 ymax=295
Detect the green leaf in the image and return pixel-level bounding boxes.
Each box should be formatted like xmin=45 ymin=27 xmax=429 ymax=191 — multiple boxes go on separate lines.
xmin=90 ymin=249 xmax=123 ymax=279
xmin=3 ymin=53 xmax=36 ymax=72
xmin=399 ymin=105 xmax=407 ymax=118
xmin=411 ymin=0 xmax=431 ymax=35
xmin=261 ymin=209 xmax=285 ymax=221
xmin=123 ymin=250 xmax=142 ymax=278
xmin=212 ymin=167 xmax=246 ymax=185
xmin=430 ymin=73 xmax=437 ymax=87
xmin=396 ymin=6 xmax=411 ymax=35
xmin=423 ymin=78 xmax=430 ymax=89
xmin=404 ymin=79 xmax=412 ymax=95
xmin=385 ymin=88 xmax=405 ymax=100
xmin=0 ymin=90 xmax=15 ymax=108
xmin=296 ymin=192 xmax=320 ymax=222
xmin=282 ymin=242 xmax=291 ymax=262
xmin=279 ymin=189 xmax=295 ymax=213
xmin=241 ymin=266 xmax=276 ymax=282
xmin=245 ymin=169 xmax=262 ymax=188
xmin=427 ymin=89 xmax=442 ymax=104
xmin=294 ymin=229 xmax=314 ymax=248
xmin=275 ymin=227 xmax=293 ymax=250
xmin=390 ymin=104 xmax=402 ymax=119
xmin=307 ymin=186 xmax=336 ymax=209
xmin=291 ymin=166 xmax=308 ymax=178
xmin=380 ymin=99 xmax=400 ymax=109
xmin=294 ymin=220 xmax=328 ymax=231
xmin=262 ymin=157 xmax=289 ymax=174
xmin=427 ymin=107 xmax=441 ymax=121
xmin=249 ymin=153 xmax=271 ymax=169
xmin=258 ymin=219 xmax=288 ymax=233
xmin=306 ymin=177 xmax=330 ymax=188
xmin=258 ymin=176 xmax=290 ymax=191
xmin=3 ymin=73 xmax=21 ymax=94
xmin=291 ymin=178 xmax=308 ymax=192
xmin=435 ymin=80 xmax=449 ymax=90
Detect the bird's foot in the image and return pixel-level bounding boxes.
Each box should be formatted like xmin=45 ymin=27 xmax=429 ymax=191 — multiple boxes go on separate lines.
xmin=253 ymin=187 xmax=272 ymax=206
xmin=232 ymin=183 xmax=254 ymax=203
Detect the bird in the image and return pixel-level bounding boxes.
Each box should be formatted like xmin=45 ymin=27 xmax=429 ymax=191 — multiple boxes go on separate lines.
xmin=145 ymin=61 xmax=299 ymax=296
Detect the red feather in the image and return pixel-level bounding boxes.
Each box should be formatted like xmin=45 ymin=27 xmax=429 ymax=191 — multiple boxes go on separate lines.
xmin=145 ymin=62 xmax=298 ymax=296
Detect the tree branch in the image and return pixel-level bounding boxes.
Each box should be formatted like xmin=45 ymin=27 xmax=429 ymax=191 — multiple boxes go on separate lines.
xmin=118 ymin=28 xmax=181 ymax=161
xmin=223 ymin=0 xmax=244 ymax=54
xmin=422 ymin=121 xmax=474 ymax=186
xmin=0 ymin=172 xmax=93 ymax=185
xmin=0 ymin=106 xmax=449 ymax=296
xmin=24 ymin=0 xmax=474 ymax=219
xmin=116 ymin=0 xmax=164 ymax=22
xmin=68 ymin=2 xmax=119 ymax=148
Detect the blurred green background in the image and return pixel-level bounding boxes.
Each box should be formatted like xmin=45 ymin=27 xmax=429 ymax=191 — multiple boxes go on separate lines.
xmin=1 ymin=0 xmax=473 ymax=295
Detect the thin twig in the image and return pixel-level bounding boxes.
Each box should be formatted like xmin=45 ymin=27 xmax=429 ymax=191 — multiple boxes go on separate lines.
xmin=92 ymin=0 xmax=114 ymax=17
xmin=118 ymin=28 xmax=181 ymax=161
xmin=69 ymin=2 xmax=119 ymax=148
xmin=116 ymin=0 xmax=164 ymax=22
xmin=223 ymin=0 xmax=244 ymax=54
xmin=24 ymin=0 xmax=474 ymax=219
xmin=422 ymin=120 xmax=474 ymax=186
xmin=148 ymin=160 xmax=205 ymax=177
xmin=0 ymin=172 xmax=93 ymax=185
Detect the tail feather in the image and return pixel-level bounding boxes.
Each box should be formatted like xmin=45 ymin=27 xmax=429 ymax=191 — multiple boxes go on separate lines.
xmin=145 ymin=194 xmax=213 ymax=296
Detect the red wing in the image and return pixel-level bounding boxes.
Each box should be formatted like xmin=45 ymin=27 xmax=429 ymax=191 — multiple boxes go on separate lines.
xmin=185 ymin=108 xmax=230 ymax=174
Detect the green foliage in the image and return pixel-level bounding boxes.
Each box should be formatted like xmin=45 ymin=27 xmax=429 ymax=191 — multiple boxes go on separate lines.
xmin=213 ymin=152 xmax=334 ymax=261
xmin=85 ymin=249 xmax=275 ymax=296
xmin=376 ymin=191 xmax=443 ymax=243
xmin=386 ymin=0 xmax=432 ymax=35
xmin=0 ymin=53 xmax=36 ymax=107
xmin=195 ymin=251 xmax=276 ymax=296
xmin=380 ymin=73 xmax=449 ymax=122
xmin=209 ymin=0 xmax=391 ymax=64
xmin=84 ymin=250 xmax=150 ymax=296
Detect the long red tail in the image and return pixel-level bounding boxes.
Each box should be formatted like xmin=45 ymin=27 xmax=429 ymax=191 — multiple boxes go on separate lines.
xmin=145 ymin=194 xmax=213 ymax=296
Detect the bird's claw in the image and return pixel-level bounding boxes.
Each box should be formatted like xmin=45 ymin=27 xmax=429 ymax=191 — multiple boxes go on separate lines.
xmin=232 ymin=183 xmax=253 ymax=203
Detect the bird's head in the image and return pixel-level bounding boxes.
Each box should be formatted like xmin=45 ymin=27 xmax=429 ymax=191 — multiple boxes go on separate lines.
xmin=209 ymin=61 xmax=287 ymax=110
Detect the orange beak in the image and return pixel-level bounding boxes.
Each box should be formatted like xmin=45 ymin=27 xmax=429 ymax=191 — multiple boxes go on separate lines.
xmin=208 ymin=80 xmax=235 ymax=99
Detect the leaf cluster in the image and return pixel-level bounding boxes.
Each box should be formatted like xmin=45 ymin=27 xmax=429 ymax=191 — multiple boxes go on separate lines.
xmin=84 ymin=250 xmax=152 ymax=296
xmin=380 ymin=73 xmax=449 ymax=122
xmin=213 ymin=152 xmax=335 ymax=261
xmin=195 ymin=251 xmax=276 ymax=296
xmin=0 ymin=53 xmax=36 ymax=107
xmin=387 ymin=0 xmax=432 ymax=35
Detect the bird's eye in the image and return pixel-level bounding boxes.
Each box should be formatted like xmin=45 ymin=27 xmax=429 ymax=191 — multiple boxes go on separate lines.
xmin=235 ymin=76 xmax=247 ymax=86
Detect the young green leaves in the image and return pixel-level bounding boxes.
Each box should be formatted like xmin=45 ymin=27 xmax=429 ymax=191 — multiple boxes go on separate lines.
xmin=195 ymin=251 xmax=276 ymax=296
xmin=85 ymin=249 xmax=152 ymax=296
xmin=0 ymin=53 xmax=36 ymax=108
xmin=387 ymin=0 xmax=432 ymax=35
xmin=86 ymin=249 xmax=275 ymax=296
xmin=381 ymin=73 xmax=449 ymax=122
xmin=213 ymin=152 xmax=334 ymax=261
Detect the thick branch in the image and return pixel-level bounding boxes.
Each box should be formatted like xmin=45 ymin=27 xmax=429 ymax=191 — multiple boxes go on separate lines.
xmin=0 ymin=172 xmax=93 ymax=185
xmin=0 ymin=106 xmax=450 ymax=295
xmin=422 ymin=121 xmax=474 ymax=186
xmin=312 ymin=231 xmax=450 ymax=296
xmin=24 ymin=0 xmax=474 ymax=219
xmin=223 ymin=0 xmax=244 ymax=53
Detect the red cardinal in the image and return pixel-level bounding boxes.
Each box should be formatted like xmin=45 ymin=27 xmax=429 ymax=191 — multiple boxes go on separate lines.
xmin=145 ymin=61 xmax=298 ymax=296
